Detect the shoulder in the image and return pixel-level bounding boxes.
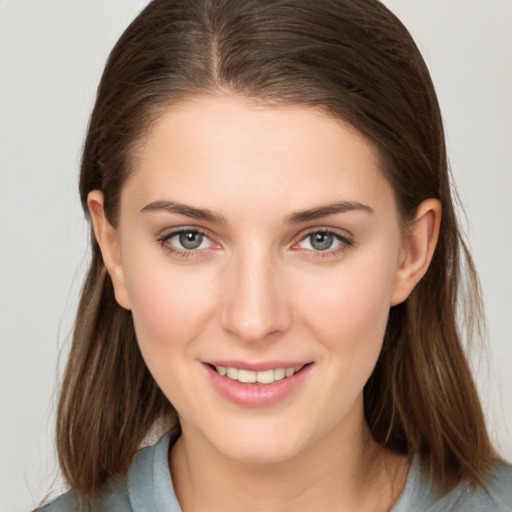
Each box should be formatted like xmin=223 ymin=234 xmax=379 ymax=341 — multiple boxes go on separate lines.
xmin=37 ymin=430 xmax=180 ymax=512
xmin=439 ymin=461 xmax=512 ymax=512
xmin=36 ymin=478 xmax=131 ymax=512
xmin=394 ymin=459 xmax=512 ymax=511
xmin=36 ymin=490 xmax=79 ymax=512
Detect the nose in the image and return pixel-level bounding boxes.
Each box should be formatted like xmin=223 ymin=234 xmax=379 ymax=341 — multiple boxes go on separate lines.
xmin=220 ymin=248 xmax=292 ymax=343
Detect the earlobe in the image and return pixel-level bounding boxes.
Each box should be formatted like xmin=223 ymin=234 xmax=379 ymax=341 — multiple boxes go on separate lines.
xmin=390 ymin=198 xmax=442 ymax=306
xmin=87 ymin=190 xmax=131 ymax=310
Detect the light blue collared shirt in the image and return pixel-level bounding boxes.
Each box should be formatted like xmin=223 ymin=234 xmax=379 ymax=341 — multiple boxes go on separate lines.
xmin=40 ymin=431 xmax=512 ymax=511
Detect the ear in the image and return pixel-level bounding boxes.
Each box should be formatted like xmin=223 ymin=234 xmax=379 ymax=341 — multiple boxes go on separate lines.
xmin=87 ymin=190 xmax=131 ymax=310
xmin=390 ymin=198 xmax=442 ymax=306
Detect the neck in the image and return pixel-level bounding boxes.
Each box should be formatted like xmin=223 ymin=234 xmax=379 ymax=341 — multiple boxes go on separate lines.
xmin=169 ymin=413 xmax=408 ymax=512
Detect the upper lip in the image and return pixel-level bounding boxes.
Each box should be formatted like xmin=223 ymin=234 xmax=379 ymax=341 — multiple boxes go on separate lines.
xmin=204 ymin=360 xmax=310 ymax=372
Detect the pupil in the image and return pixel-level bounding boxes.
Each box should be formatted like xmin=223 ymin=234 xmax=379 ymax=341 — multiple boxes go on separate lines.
xmin=179 ymin=232 xmax=203 ymax=249
xmin=311 ymin=232 xmax=333 ymax=251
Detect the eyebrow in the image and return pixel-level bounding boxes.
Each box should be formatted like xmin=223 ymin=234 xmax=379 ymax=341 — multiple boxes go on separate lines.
xmin=140 ymin=200 xmax=227 ymax=224
xmin=284 ymin=201 xmax=374 ymax=224
xmin=140 ymin=199 xmax=373 ymax=224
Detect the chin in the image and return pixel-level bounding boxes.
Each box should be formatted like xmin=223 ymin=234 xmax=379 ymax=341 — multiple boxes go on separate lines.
xmin=201 ymin=419 xmax=314 ymax=465
xmin=220 ymin=441 xmax=303 ymax=465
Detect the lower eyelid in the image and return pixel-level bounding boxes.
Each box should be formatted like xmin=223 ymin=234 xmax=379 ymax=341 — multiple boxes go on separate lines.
xmin=289 ymin=231 xmax=354 ymax=259
xmin=156 ymin=228 xmax=352 ymax=256
xmin=156 ymin=228 xmax=221 ymax=256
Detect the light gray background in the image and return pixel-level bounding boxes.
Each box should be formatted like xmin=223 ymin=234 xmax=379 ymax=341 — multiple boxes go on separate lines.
xmin=0 ymin=1 xmax=510 ymax=510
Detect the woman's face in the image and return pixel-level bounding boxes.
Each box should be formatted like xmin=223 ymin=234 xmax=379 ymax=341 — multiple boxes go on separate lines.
xmin=96 ymin=96 xmax=414 ymax=463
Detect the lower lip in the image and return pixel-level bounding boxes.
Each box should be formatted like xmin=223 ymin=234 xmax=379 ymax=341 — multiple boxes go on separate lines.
xmin=204 ymin=363 xmax=313 ymax=408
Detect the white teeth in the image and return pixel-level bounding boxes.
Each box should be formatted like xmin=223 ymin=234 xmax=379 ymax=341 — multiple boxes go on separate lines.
xmin=238 ymin=369 xmax=256 ymax=383
xmin=215 ymin=365 xmax=227 ymax=376
xmin=256 ymin=369 xmax=274 ymax=384
xmin=226 ymin=367 xmax=239 ymax=379
xmin=214 ymin=365 xmax=304 ymax=384
xmin=274 ymin=368 xmax=285 ymax=381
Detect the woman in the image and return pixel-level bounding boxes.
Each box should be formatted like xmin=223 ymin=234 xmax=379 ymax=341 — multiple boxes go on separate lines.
xmin=39 ymin=0 xmax=511 ymax=510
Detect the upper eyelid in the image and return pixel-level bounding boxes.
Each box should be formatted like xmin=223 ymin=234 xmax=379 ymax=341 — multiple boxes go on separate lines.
xmin=156 ymin=226 xmax=217 ymax=248
xmin=292 ymin=228 xmax=354 ymax=254
xmin=296 ymin=226 xmax=353 ymax=242
xmin=158 ymin=226 xmax=213 ymax=239
xmin=156 ymin=226 xmax=353 ymax=248
xmin=156 ymin=228 xmax=218 ymax=256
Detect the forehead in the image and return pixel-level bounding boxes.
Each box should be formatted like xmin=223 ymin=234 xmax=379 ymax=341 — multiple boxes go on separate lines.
xmin=123 ymin=95 xmax=395 ymax=218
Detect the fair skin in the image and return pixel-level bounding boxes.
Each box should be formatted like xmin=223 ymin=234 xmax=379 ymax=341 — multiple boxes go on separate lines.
xmin=89 ymin=95 xmax=441 ymax=511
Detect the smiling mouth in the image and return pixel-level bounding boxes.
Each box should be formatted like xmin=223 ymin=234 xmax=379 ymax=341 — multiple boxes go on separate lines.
xmin=210 ymin=364 xmax=306 ymax=384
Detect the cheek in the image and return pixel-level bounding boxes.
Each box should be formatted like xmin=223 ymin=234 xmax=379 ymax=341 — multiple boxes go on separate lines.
xmin=123 ymin=256 xmax=217 ymax=361
xmin=297 ymin=254 xmax=398 ymax=365
xmin=122 ymin=259 xmax=223 ymax=415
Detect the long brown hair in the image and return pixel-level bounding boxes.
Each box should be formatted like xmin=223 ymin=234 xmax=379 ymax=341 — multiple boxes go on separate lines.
xmin=56 ymin=0 xmax=496 ymax=499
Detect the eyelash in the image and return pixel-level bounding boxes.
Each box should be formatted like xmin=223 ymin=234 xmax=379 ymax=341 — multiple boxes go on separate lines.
xmin=156 ymin=227 xmax=215 ymax=258
xmin=156 ymin=227 xmax=354 ymax=259
xmin=294 ymin=229 xmax=354 ymax=258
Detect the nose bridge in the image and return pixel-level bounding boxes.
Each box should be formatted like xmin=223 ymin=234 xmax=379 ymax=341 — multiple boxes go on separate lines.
xmin=221 ymin=243 xmax=291 ymax=342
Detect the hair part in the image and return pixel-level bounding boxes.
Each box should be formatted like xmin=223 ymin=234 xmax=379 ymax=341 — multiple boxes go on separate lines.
xmin=57 ymin=0 xmax=495 ymax=499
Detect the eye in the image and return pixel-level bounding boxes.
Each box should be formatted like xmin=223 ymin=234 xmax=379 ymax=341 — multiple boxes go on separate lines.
xmin=157 ymin=228 xmax=215 ymax=253
xmin=304 ymin=232 xmax=336 ymax=251
xmin=295 ymin=229 xmax=352 ymax=254
xmin=176 ymin=231 xmax=207 ymax=250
